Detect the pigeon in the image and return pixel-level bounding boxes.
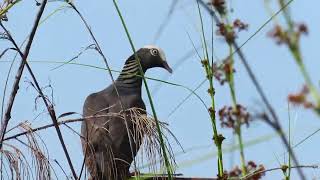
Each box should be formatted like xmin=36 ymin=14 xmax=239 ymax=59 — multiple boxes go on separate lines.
xmin=81 ymin=45 xmax=172 ymax=180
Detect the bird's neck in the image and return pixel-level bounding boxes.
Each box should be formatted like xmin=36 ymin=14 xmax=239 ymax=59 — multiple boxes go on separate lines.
xmin=116 ymin=58 xmax=145 ymax=88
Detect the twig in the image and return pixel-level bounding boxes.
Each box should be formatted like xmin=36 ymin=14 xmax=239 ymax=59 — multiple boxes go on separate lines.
xmin=0 ymin=48 xmax=15 ymax=60
xmin=3 ymin=114 xmax=119 ymax=141
xmin=53 ymin=159 xmax=69 ymax=179
xmin=78 ymin=144 xmax=87 ymax=180
xmin=0 ymin=0 xmax=47 ymax=150
xmin=153 ymin=1 xmax=178 ymax=43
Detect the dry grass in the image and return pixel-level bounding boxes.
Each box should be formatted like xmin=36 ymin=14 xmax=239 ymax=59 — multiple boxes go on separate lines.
xmin=127 ymin=107 xmax=177 ymax=174
xmin=1 ymin=121 xmax=51 ymax=180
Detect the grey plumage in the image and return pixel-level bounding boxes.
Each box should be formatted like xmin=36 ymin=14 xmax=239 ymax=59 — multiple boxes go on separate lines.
xmin=81 ymin=45 xmax=172 ymax=180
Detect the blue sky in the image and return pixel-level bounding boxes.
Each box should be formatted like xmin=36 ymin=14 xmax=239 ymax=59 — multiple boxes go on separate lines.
xmin=1 ymin=0 xmax=320 ymax=179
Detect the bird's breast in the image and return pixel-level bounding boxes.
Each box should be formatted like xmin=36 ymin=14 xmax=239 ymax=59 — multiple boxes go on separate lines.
xmin=119 ymin=95 xmax=145 ymax=111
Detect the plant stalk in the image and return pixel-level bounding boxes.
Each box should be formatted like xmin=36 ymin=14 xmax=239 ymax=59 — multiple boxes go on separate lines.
xmin=227 ymin=45 xmax=247 ymax=176
xmin=112 ymin=1 xmax=173 ymax=179
xmin=196 ymin=1 xmax=224 ymax=177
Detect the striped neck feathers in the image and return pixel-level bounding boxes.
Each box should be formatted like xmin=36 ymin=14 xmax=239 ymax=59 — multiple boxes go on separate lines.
xmin=116 ymin=57 xmax=144 ymax=87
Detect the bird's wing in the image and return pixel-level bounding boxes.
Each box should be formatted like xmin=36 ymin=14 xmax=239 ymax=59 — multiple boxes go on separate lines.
xmin=109 ymin=97 xmax=147 ymax=162
xmin=107 ymin=103 xmax=129 ymax=150
xmin=81 ymin=92 xmax=115 ymax=150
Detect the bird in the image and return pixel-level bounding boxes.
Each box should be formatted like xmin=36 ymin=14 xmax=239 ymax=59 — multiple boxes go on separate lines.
xmin=81 ymin=45 xmax=172 ymax=180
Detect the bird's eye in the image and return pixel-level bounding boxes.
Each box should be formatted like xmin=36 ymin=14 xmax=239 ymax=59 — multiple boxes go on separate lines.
xmin=150 ymin=49 xmax=158 ymax=56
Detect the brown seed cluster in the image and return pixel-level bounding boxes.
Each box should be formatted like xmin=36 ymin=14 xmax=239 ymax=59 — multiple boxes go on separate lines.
xmin=226 ymin=161 xmax=265 ymax=180
xmin=212 ymin=58 xmax=235 ymax=85
xmin=233 ymin=19 xmax=249 ymax=32
xmin=246 ymin=161 xmax=265 ymax=179
xmin=218 ymin=104 xmax=250 ymax=130
xmin=227 ymin=166 xmax=242 ymax=178
xmin=268 ymin=23 xmax=308 ymax=45
xmin=216 ymin=19 xmax=248 ymax=43
xmin=207 ymin=0 xmax=226 ymax=15
xmin=288 ymin=85 xmax=315 ymax=109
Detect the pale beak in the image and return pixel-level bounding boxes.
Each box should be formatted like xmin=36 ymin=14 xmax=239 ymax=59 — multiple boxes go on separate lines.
xmin=162 ymin=61 xmax=173 ymax=73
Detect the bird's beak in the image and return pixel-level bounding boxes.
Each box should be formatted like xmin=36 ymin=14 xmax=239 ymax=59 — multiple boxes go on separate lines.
xmin=162 ymin=61 xmax=173 ymax=73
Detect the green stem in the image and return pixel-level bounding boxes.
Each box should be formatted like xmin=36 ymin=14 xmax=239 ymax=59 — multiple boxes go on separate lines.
xmin=290 ymin=44 xmax=320 ymax=111
xmin=0 ymin=0 xmax=22 ymax=17
xmin=196 ymin=1 xmax=224 ymax=177
xmin=279 ymin=0 xmax=294 ymax=30
xmin=287 ymin=104 xmax=292 ymax=180
xmin=227 ymin=45 xmax=247 ymax=176
xmin=206 ymin=59 xmax=224 ymax=176
xmin=112 ymin=1 xmax=173 ymax=179
xmin=280 ymin=0 xmax=320 ymax=112
xmin=236 ymin=126 xmax=246 ymax=174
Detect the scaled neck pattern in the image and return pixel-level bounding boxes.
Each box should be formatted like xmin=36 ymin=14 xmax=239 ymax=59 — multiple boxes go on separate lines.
xmin=116 ymin=56 xmax=145 ymax=89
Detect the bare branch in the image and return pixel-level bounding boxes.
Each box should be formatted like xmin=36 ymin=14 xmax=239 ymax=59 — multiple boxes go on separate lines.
xmin=0 ymin=0 xmax=48 ymax=150
xmin=0 ymin=48 xmax=15 ymax=60
xmin=3 ymin=114 xmax=120 ymax=141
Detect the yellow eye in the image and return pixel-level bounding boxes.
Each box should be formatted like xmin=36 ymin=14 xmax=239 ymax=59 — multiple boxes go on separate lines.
xmin=150 ymin=49 xmax=158 ymax=56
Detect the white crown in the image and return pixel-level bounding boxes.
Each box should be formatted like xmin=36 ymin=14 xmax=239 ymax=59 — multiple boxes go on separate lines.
xmin=143 ymin=45 xmax=167 ymax=61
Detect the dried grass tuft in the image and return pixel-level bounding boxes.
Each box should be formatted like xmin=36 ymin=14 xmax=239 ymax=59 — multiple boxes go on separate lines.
xmin=1 ymin=121 xmax=51 ymax=180
xmin=126 ymin=107 xmax=177 ymax=175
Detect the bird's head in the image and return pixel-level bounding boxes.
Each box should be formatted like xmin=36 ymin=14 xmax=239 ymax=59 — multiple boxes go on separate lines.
xmin=133 ymin=45 xmax=172 ymax=73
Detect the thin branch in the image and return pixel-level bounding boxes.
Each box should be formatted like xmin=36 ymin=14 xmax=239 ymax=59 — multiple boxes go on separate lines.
xmin=3 ymin=114 xmax=118 ymax=142
xmin=153 ymin=0 xmax=178 ymax=43
xmin=0 ymin=48 xmax=15 ymax=60
xmin=0 ymin=0 xmax=47 ymax=150
xmin=77 ymin=144 xmax=87 ymax=180
xmin=293 ymin=127 xmax=320 ymax=149
xmin=1 ymin=49 xmax=17 ymax=123
xmin=53 ymin=159 xmax=69 ymax=180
